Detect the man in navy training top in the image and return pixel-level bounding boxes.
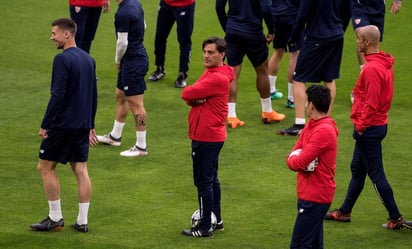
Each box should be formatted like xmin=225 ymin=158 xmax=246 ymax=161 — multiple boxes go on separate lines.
xmin=277 ymin=0 xmax=351 ymax=136
xmin=215 ymin=0 xmax=285 ymax=129
xmin=96 ymin=0 xmax=149 ymax=157
xmin=30 ymin=18 xmax=98 ymax=233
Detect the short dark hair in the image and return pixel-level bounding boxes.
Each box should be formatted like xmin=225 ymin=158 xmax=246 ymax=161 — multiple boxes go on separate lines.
xmin=202 ymin=37 xmax=226 ymax=53
xmin=306 ymin=84 xmax=331 ymax=114
xmin=52 ymin=18 xmax=77 ymax=36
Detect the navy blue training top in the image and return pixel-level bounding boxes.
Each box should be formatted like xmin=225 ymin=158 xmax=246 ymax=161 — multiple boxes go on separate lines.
xmin=271 ymin=0 xmax=299 ymax=16
xmin=290 ymin=0 xmax=352 ymax=43
xmin=115 ymin=0 xmax=146 ymax=58
xmin=352 ymin=0 xmax=385 ymax=17
xmin=215 ymin=0 xmax=274 ymax=35
xmin=41 ymin=47 xmax=97 ymax=130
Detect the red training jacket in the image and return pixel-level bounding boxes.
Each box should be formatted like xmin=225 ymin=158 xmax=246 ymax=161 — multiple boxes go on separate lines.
xmin=164 ymin=0 xmax=195 ymax=8
xmin=69 ymin=0 xmax=105 ymax=7
xmin=286 ymin=117 xmax=338 ymax=204
xmin=351 ymin=51 xmax=394 ymax=133
xmin=181 ymin=64 xmax=234 ymax=142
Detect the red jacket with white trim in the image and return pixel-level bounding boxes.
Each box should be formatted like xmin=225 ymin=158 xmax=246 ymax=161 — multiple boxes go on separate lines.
xmin=181 ymin=64 xmax=233 ymax=142
xmin=286 ymin=117 xmax=338 ymax=204
xmin=351 ymin=51 xmax=394 ymax=133
xmin=69 ymin=0 xmax=105 ymax=7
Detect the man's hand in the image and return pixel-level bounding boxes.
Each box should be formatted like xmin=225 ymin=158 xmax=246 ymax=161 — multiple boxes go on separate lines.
xmin=89 ymin=129 xmax=98 ymax=146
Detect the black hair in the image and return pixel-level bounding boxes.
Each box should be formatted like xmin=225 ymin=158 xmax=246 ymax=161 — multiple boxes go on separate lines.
xmin=202 ymin=37 xmax=226 ymax=53
xmin=306 ymin=84 xmax=331 ymax=114
xmin=52 ymin=18 xmax=77 ymax=36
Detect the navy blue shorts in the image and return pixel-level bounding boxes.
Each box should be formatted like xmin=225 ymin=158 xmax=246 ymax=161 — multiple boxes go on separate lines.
xmin=225 ymin=32 xmax=268 ymax=67
xmin=273 ymin=15 xmax=302 ymax=52
xmin=117 ymin=50 xmax=149 ymax=96
xmin=293 ymin=36 xmax=343 ymax=83
xmin=352 ymin=13 xmax=384 ymax=41
xmin=39 ymin=129 xmax=90 ymax=164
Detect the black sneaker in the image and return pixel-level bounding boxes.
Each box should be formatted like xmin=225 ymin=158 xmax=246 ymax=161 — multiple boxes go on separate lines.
xmin=148 ymin=66 xmax=165 ymax=81
xmin=71 ymin=223 xmax=89 ymax=233
xmin=30 ymin=216 xmax=64 ymax=231
xmin=175 ymin=72 xmax=187 ymax=88
xmin=277 ymin=124 xmax=305 ymax=136
xmin=214 ymin=220 xmax=224 ymax=231
xmin=182 ymin=227 xmax=213 ymax=238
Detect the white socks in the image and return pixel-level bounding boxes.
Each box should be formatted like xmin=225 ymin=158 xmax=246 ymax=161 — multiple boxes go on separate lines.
xmin=136 ymin=131 xmax=147 ymax=149
xmin=261 ymin=97 xmax=273 ymax=113
xmin=288 ymin=82 xmax=294 ymax=101
xmin=295 ymin=118 xmax=306 ymax=125
xmin=77 ymin=202 xmax=90 ymax=225
xmin=269 ymin=75 xmax=277 ymax=93
xmin=48 ymin=199 xmax=63 ymax=221
xmin=228 ymin=102 xmax=237 ymax=118
xmin=111 ymin=120 xmax=125 ymax=139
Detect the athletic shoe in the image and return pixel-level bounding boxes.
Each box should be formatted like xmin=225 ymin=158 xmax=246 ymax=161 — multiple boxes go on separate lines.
xmin=214 ymin=220 xmax=224 ymax=231
xmin=402 ymin=220 xmax=412 ymax=230
xmin=261 ymin=111 xmax=286 ymax=124
xmin=227 ymin=117 xmax=245 ymax=129
xmin=286 ymin=99 xmax=295 ymax=109
xmin=382 ymin=216 xmax=412 ymax=230
xmin=120 ymin=145 xmax=148 ymax=157
xmin=175 ymin=72 xmax=187 ymax=88
xmin=148 ymin=66 xmax=165 ymax=81
xmin=71 ymin=223 xmax=89 ymax=233
xmin=96 ymin=134 xmax=121 ymax=147
xmin=270 ymin=91 xmax=283 ymax=100
xmin=324 ymin=209 xmax=351 ymax=222
xmin=276 ymin=124 xmax=304 ymax=136
xmin=30 ymin=216 xmax=64 ymax=231
xmin=182 ymin=227 xmax=214 ymax=238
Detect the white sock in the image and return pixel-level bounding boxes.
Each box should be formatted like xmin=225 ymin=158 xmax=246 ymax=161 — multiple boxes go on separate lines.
xmin=77 ymin=202 xmax=90 ymax=225
xmin=288 ymin=82 xmax=294 ymax=101
xmin=261 ymin=97 xmax=273 ymax=113
xmin=269 ymin=75 xmax=277 ymax=93
xmin=295 ymin=118 xmax=306 ymax=125
xmin=136 ymin=130 xmax=147 ymax=149
xmin=110 ymin=120 xmax=125 ymax=139
xmin=48 ymin=199 xmax=63 ymax=221
xmin=228 ymin=103 xmax=237 ymax=118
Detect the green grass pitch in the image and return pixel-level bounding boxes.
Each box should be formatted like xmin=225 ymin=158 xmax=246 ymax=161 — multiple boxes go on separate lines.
xmin=0 ymin=1 xmax=412 ymax=248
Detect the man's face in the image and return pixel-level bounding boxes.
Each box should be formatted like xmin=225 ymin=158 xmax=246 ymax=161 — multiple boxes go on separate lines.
xmin=203 ymin=43 xmax=224 ymax=68
xmin=50 ymin=26 xmax=66 ymax=49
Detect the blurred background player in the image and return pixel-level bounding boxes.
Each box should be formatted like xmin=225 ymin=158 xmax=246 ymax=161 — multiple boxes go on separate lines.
xmin=215 ymin=0 xmax=285 ymax=129
xmin=69 ymin=0 xmax=110 ymax=54
xmin=181 ymin=37 xmax=233 ymax=237
xmin=352 ymin=0 xmax=402 ymax=69
xmin=277 ymin=0 xmax=351 ymax=136
xmin=96 ymin=0 xmax=149 ymax=157
xmin=286 ymin=84 xmax=338 ymax=248
xmin=268 ymin=0 xmax=301 ymax=108
xmin=147 ymin=0 xmax=195 ymax=88
xmin=325 ymin=25 xmax=412 ymax=231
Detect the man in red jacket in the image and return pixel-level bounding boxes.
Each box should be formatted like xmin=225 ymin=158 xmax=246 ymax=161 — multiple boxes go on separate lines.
xmin=286 ymin=84 xmax=338 ymax=248
xmin=325 ymin=25 xmax=412 ymax=230
xmin=181 ymin=37 xmax=234 ymax=238
xmin=69 ymin=0 xmax=110 ymax=53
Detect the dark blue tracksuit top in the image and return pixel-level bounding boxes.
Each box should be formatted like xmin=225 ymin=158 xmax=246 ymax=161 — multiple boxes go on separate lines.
xmin=41 ymin=47 xmax=97 ymax=130
xmin=215 ymin=0 xmax=274 ymax=35
xmin=290 ymin=0 xmax=352 ymax=43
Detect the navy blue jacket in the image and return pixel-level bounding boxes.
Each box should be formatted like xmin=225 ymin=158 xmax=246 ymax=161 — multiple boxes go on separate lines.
xmin=215 ymin=0 xmax=274 ymax=35
xmin=271 ymin=0 xmax=299 ymax=16
xmin=352 ymin=0 xmax=385 ymax=17
xmin=41 ymin=47 xmax=97 ymax=129
xmin=290 ymin=0 xmax=352 ymax=43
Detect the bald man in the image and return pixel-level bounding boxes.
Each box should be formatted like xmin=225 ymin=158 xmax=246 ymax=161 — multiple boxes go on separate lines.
xmin=325 ymin=25 xmax=412 ymax=231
